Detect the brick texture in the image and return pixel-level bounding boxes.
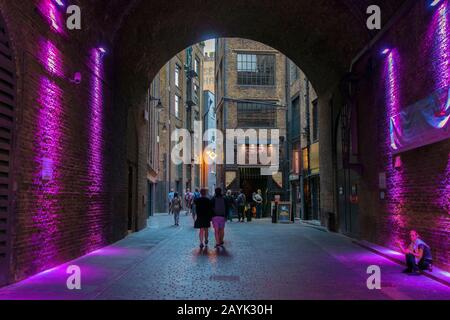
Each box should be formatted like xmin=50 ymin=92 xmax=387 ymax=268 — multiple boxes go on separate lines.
xmin=355 ymin=1 xmax=449 ymax=271
xmin=0 ymin=0 xmax=129 ymax=283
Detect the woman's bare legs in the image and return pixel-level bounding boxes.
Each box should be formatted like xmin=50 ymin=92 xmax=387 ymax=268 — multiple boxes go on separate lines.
xmin=199 ymin=229 xmax=205 ymax=245
xmin=204 ymin=228 xmax=209 ymax=244
xmin=214 ymin=227 xmax=220 ymax=246
xmin=219 ymin=228 xmax=225 ymax=244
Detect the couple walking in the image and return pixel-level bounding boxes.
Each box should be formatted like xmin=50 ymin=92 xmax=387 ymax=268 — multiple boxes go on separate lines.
xmin=194 ymin=187 xmax=230 ymax=249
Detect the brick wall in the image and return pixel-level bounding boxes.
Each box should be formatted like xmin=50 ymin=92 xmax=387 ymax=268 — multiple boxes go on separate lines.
xmin=0 ymin=0 xmax=129 ymax=283
xmin=355 ymin=1 xmax=449 ymax=271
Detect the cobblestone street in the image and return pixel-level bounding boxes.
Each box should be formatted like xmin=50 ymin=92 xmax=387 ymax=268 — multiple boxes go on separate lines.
xmin=0 ymin=214 xmax=448 ymax=300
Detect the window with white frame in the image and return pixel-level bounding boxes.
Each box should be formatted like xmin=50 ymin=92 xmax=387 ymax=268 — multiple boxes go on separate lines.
xmin=194 ymin=57 xmax=200 ymax=75
xmin=175 ymin=95 xmax=180 ymax=118
xmin=237 ymin=53 xmax=275 ymax=86
xmin=175 ymin=64 xmax=180 ymax=87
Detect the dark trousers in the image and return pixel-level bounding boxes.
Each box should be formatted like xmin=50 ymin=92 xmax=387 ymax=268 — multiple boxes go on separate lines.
xmin=256 ymin=204 xmax=262 ymax=219
xmin=238 ymin=206 xmax=245 ymax=221
xmin=405 ymin=253 xmax=432 ymax=272
xmin=227 ymin=208 xmax=233 ymax=222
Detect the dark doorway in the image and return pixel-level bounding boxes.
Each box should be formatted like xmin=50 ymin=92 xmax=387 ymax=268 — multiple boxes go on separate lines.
xmin=148 ymin=182 xmax=154 ymax=217
xmin=311 ymin=176 xmax=320 ymax=221
xmin=127 ymin=165 xmax=134 ymax=231
xmin=337 ymin=168 xmax=360 ymax=237
xmin=239 ymin=168 xmax=268 ymax=199
xmin=302 ymin=179 xmax=311 ymax=220
xmin=239 ymin=168 xmax=269 ymax=216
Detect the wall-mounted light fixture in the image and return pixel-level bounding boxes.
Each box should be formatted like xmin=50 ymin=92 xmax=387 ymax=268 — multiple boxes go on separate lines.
xmin=150 ymin=96 xmax=163 ymax=110
xmin=53 ymin=0 xmax=65 ymax=7
xmin=430 ymin=0 xmax=443 ymax=7
xmin=97 ymin=47 xmax=107 ymax=58
xmin=381 ymin=48 xmax=391 ymax=56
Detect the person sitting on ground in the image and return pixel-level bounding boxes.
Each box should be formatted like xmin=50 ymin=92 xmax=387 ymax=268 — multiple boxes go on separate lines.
xmin=211 ymin=187 xmax=230 ymax=248
xmin=397 ymin=230 xmax=433 ymax=275
xmin=194 ymin=188 xmax=213 ymax=249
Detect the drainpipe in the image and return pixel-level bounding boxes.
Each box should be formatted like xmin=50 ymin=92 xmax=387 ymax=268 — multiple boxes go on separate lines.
xmin=223 ymin=39 xmax=228 ymax=190
xmin=284 ymin=58 xmax=292 ymax=218
xmin=305 ymin=78 xmax=311 ymax=220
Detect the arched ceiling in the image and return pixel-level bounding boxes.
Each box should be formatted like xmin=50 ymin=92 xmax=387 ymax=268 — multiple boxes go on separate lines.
xmin=89 ymin=0 xmax=407 ymax=102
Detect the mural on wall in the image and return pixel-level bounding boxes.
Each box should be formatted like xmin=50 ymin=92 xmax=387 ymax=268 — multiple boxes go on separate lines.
xmin=390 ymin=86 xmax=450 ymax=154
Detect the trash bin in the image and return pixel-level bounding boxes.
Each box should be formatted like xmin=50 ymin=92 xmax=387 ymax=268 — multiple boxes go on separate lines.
xmin=328 ymin=212 xmax=336 ymax=232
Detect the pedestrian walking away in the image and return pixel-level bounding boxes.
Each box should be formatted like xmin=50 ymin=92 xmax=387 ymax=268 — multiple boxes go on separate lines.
xmin=184 ymin=188 xmax=194 ymax=216
xmin=194 ymin=188 xmax=213 ymax=249
xmin=168 ymin=188 xmax=175 ymax=215
xmin=170 ymin=193 xmax=182 ymax=226
xmin=211 ymin=187 xmax=230 ymax=248
xmin=192 ymin=188 xmax=201 ymax=222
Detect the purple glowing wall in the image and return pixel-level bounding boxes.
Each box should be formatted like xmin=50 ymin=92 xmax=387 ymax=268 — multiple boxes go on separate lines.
xmin=38 ymin=38 xmax=65 ymax=78
xmin=36 ymin=0 xmax=65 ymax=36
xmin=430 ymin=1 xmax=450 ymax=90
xmin=432 ymin=1 xmax=450 ymax=215
xmin=384 ymin=50 xmax=408 ymax=245
xmin=85 ymin=49 xmax=107 ymax=251
xmin=32 ymin=68 xmax=65 ymax=271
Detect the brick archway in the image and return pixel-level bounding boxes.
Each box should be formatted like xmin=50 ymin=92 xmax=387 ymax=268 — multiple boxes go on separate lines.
xmin=107 ymin=0 xmax=406 ymax=103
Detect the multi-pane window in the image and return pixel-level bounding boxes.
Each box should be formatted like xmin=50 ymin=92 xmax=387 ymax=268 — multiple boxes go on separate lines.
xmin=175 ymin=65 xmax=180 ymax=87
xmin=194 ymin=57 xmax=200 ymax=75
xmin=291 ymin=97 xmax=300 ymax=138
xmin=290 ymin=62 xmax=299 ymax=82
xmin=312 ymin=100 xmax=319 ymax=142
xmin=237 ymin=102 xmax=276 ymax=128
xmin=175 ymin=95 xmax=180 ymax=118
xmin=193 ymin=83 xmax=199 ymax=102
xmin=237 ymin=53 xmax=275 ymax=86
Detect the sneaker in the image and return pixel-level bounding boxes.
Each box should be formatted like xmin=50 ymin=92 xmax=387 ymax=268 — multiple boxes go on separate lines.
xmin=200 ymin=243 xmax=204 ymax=249
xmin=205 ymin=240 xmax=209 ymax=245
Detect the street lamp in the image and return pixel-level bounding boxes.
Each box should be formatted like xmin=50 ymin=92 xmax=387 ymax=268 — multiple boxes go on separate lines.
xmin=161 ymin=123 xmax=168 ymax=134
xmin=150 ymin=95 xmax=163 ymax=110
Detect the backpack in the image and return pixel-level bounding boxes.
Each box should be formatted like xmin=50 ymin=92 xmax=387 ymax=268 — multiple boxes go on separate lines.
xmin=213 ymin=197 xmax=226 ymax=217
xmin=172 ymin=198 xmax=181 ymax=210
xmin=236 ymin=194 xmax=245 ymax=206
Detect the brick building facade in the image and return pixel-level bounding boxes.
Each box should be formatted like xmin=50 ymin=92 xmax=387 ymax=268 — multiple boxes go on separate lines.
xmin=149 ymin=44 xmax=205 ymax=213
xmin=215 ymin=38 xmax=288 ymax=213
xmin=287 ymin=61 xmax=319 ymax=221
